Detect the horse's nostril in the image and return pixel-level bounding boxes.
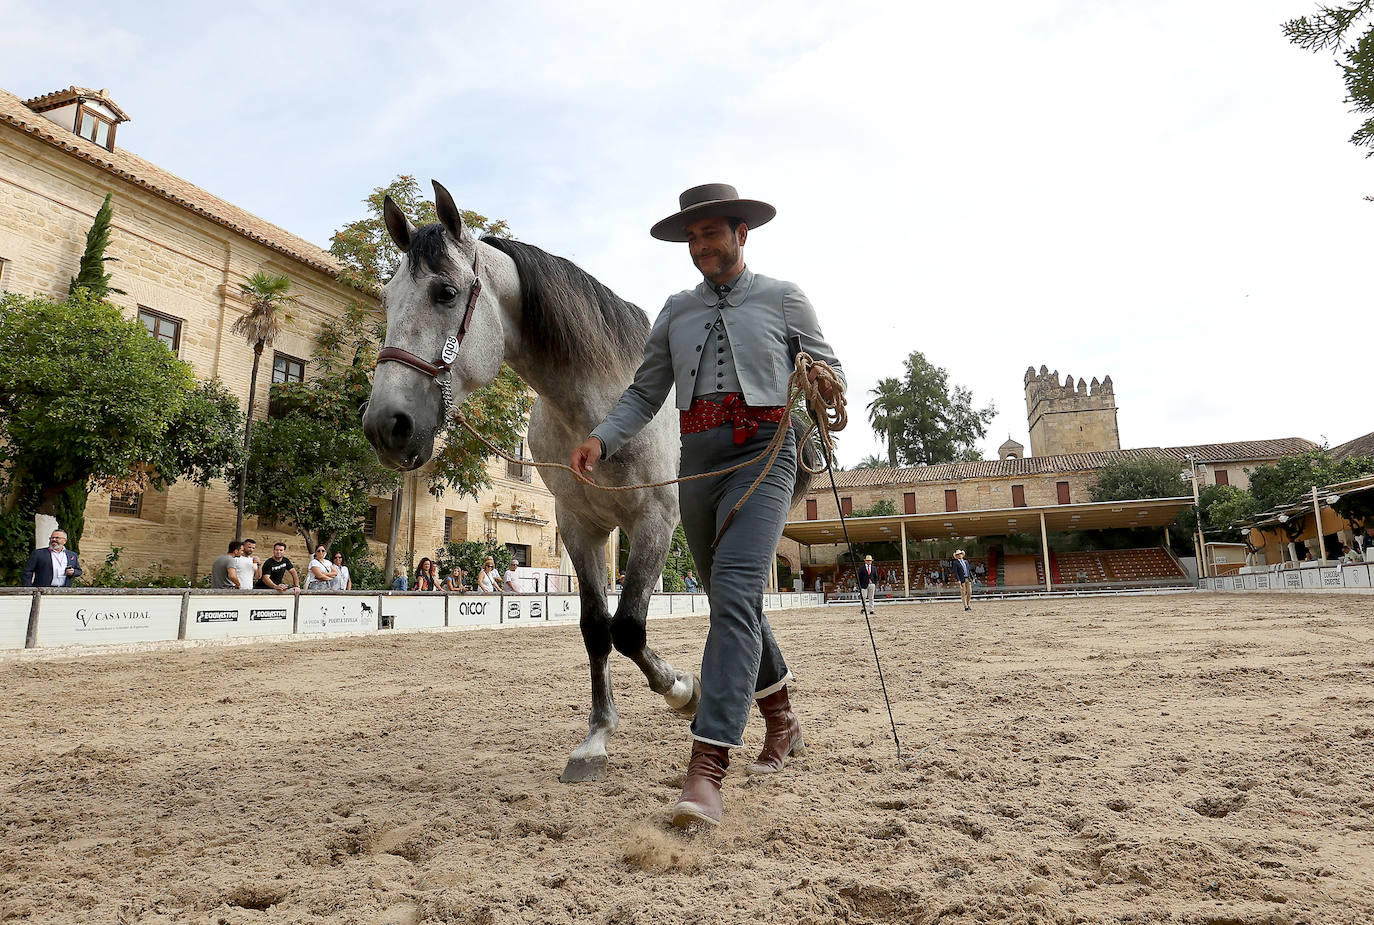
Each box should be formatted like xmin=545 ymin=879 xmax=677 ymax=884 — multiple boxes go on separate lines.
xmin=390 ymin=412 xmax=413 ymax=448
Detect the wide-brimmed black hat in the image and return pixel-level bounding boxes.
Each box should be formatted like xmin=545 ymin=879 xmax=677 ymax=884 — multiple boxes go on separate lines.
xmin=650 ymin=183 xmax=776 ymax=242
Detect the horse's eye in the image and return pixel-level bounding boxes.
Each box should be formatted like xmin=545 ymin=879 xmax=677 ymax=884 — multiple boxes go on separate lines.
xmin=436 ymin=284 xmax=458 ymax=303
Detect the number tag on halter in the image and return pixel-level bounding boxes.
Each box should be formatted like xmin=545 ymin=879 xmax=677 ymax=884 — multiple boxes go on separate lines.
xmin=440 ymin=336 xmax=460 ymax=365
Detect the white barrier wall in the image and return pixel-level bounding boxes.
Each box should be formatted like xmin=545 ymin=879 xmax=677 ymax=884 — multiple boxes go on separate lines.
xmin=37 ymin=594 xmax=182 ymax=648
xmin=0 ymin=595 xmax=32 ymax=649
xmin=381 ymin=594 xmax=446 ymax=630
xmin=185 ymin=595 xmax=293 ymax=640
xmin=298 ymin=595 xmax=381 ymax=634
xmin=448 ymin=595 xmax=501 ymax=627
xmin=1202 ymin=562 xmax=1374 ymax=594
xmin=0 ymin=589 xmax=831 ymax=654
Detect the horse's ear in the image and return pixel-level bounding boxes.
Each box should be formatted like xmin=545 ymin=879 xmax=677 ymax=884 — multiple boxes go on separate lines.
xmin=383 ymin=195 xmax=414 ymax=252
xmin=432 ymin=180 xmax=471 ymax=245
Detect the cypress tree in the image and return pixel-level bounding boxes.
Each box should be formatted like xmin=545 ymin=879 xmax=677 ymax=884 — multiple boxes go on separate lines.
xmin=69 ymin=192 xmax=124 ymax=299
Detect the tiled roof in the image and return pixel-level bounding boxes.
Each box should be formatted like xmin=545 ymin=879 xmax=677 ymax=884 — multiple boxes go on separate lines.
xmin=833 ymin=437 xmax=1318 ymax=488
xmin=1331 ymin=430 xmax=1374 ymax=462
xmin=23 ymin=86 xmax=131 ymax=122
xmin=0 ymin=86 xmax=340 ymax=277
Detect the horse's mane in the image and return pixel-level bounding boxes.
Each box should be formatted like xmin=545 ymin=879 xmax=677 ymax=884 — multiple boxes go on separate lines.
xmin=481 ymin=235 xmax=649 ymax=375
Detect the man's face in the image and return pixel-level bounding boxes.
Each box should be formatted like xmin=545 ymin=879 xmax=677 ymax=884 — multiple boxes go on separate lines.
xmin=49 ymin=532 xmax=66 ymax=551
xmin=243 ymin=540 xmax=256 ymax=557
xmin=273 ymin=544 xmax=286 ymax=560
xmin=685 ymin=216 xmax=745 ymax=282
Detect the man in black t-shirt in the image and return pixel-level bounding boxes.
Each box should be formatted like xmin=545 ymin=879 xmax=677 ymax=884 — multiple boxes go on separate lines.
xmin=255 ymin=543 xmax=300 ymax=592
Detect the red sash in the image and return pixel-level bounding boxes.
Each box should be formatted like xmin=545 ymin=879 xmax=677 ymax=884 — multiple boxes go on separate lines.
xmin=680 ymin=393 xmax=786 ymax=444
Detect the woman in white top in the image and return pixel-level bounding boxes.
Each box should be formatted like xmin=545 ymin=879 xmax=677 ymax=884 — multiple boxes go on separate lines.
xmin=331 ymin=552 xmax=352 ymax=591
xmin=307 ymin=545 xmax=338 ymax=590
xmin=478 ymin=556 xmax=499 ymax=593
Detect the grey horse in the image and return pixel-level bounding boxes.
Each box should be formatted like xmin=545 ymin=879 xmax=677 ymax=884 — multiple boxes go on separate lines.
xmin=362 ymin=181 xmax=811 ymax=782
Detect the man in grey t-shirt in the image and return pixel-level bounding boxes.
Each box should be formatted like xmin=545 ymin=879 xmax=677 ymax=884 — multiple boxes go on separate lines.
xmin=211 ymin=539 xmax=243 ymax=589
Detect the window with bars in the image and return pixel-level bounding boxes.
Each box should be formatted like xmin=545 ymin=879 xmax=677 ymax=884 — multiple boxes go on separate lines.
xmin=364 ymin=504 xmax=379 ymax=539
xmin=506 ymin=439 xmax=532 ymax=481
xmin=271 ymin=351 xmax=305 ymax=384
xmin=138 ymin=307 xmax=182 ymax=353
xmin=109 ymin=489 xmax=143 ymax=517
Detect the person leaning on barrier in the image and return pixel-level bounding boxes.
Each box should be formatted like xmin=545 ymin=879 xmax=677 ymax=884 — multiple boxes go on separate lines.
xmin=331 ymin=551 xmax=352 ymax=591
xmin=256 ymin=542 xmax=300 ymax=593
xmin=391 ymin=565 xmax=409 ymax=591
xmin=211 ymin=540 xmax=243 ymax=590
xmin=307 ymin=545 xmax=338 ymax=590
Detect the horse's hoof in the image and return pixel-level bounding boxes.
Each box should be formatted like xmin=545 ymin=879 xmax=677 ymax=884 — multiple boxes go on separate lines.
xmin=560 ymin=754 xmax=608 ymax=783
xmin=668 ymin=675 xmax=701 ymax=719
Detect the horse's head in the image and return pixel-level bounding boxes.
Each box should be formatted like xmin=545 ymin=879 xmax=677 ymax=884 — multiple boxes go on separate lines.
xmin=362 ymin=181 xmax=506 ymax=469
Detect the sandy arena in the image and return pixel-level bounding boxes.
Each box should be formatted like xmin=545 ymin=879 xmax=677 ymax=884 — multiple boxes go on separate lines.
xmin=1 ymin=592 xmax=1371 ymax=924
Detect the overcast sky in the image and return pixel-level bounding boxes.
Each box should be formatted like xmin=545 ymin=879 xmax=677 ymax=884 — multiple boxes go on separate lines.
xmin=5 ymin=0 xmax=1371 ymax=465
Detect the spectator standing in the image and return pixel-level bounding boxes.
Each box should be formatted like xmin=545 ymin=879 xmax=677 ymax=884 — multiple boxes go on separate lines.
xmin=307 ymin=545 xmax=338 ymax=590
xmin=211 ymin=540 xmax=242 ymax=589
xmin=684 ymin=569 xmax=698 ymax=592
xmin=231 ymin=542 xmax=256 ymax=593
xmin=856 ymin=554 xmax=878 ymax=612
xmin=952 ymin=549 xmax=974 ymax=612
xmin=504 ymin=561 xmax=521 ymax=593
xmin=478 ymin=556 xmax=499 ymax=593
xmin=414 ymin=558 xmax=438 ymax=591
xmin=331 ymin=552 xmax=352 ymax=590
xmin=23 ymin=529 xmax=83 ymax=588
xmin=241 ymin=538 xmax=262 ymax=587
xmin=391 ymin=565 xmax=409 ymax=591
xmin=256 ymin=542 xmax=299 ymax=592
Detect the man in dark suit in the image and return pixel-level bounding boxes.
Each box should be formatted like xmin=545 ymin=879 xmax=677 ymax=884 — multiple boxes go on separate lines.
xmin=857 ymin=554 xmax=878 ymax=612
xmin=23 ymin=529 xmax=82 ymax=587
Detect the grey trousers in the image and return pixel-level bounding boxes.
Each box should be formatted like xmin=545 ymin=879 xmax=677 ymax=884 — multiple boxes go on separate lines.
xmin=678 ymin=421 xmax=795 ymax=748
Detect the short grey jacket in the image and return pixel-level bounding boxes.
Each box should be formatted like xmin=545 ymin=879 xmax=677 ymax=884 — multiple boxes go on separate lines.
xmin=592 ymin=268 xmax=845 ymax=458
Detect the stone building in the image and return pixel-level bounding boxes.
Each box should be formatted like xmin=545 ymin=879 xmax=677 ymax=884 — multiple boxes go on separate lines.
xmin=778 ymin=361 xmax=1316 ymax=579
xmin=1025 ymin=365 xmax=1120 ymax=456
xmin=0 ymin=84 xmax=559 ymax=581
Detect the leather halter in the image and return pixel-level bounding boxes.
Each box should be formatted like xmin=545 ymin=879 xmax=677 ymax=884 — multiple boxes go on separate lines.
xmin=375 ymin=245 xmax=483 ymax=407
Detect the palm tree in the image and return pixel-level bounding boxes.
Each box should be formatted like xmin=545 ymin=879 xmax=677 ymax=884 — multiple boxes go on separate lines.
xmin=867 ymin=377 xmax=907 ymax=467
xmin=231 ymin=271 xmax=297 ymax=537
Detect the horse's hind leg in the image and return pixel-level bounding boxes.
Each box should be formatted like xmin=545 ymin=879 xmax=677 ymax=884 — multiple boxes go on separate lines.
xmin=559 ymin=519 xmax=618 ymax=783
xmin=612 ymin=511 xmax=700 ymax=718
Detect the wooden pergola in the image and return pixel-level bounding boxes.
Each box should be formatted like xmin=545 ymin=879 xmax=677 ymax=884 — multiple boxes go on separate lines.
xmin=783 ymin=497 xmax=1194 ymax=593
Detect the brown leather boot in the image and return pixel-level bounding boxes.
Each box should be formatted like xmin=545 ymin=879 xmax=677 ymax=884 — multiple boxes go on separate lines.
xmin=748 ymin=685 xmax=806 ymax=775
xmin=671 ymin=741 xmax=730 ymax=827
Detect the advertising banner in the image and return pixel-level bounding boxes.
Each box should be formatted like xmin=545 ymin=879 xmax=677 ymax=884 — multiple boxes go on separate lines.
xmin=449 ymin=595 xmax=500 ymax=628
xmin=297 ymin=595 xmax=380 ymax=634
xmin=646 ymin=595 xmax=672 ymax=618
xmin=185 ymin=595 xmax=292 ymax=640
xmin=764 ymin=593 xmax=782 ymax=610
xmin=1283 ymin=571 xmax=1303 ymax=589
xmin=1255 ymin=573 xmax=1270 ymax=589
xmin=0 ymin=595 xmax=33 ymax=649
xmin=1342 ymin=564 xmax=1371 ymax=588
xmin=502 ymin=595 xmax=546 ymax=624
xmin=38 ymin=594 xmax=182 ymax=647
xmin=380 ymin=595 xmax=446 ymax=630
xmin=547 ymin=594 xmax=580 ymax=623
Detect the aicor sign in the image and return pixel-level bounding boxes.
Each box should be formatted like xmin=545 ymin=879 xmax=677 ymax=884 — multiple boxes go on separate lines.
xmin=455 ymin=600 xmax=490 ymax=617
xmin=74 ymin=607 xmax=152 ymax=632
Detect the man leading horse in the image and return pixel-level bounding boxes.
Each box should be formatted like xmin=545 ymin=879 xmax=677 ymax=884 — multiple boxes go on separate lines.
xmin=571 ymin=183 xmax=845 ymax=828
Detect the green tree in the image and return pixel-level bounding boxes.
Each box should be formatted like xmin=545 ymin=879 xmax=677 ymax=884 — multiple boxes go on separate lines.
xmin=0 ymin=290 xmax=243 ymax=581
xmin=1284 ymin=2 xmax=1374 ymax=154
xmin=1088 ymin=457 xmax=1190 ymax=502
xmin=242 ymin=411 xmax=401 ymax=552
xmin=867 ymin=352 xmax=995 ymax=467
xmin=68 ymin=192 xmax=123 ymax=300
xmin=853 ymin=498 xmax=899 ymax=517
xmin=853 ymin=454 xmax=889 ymax=470
xmin=1244 ymin=448 xmax=1372 ymax=511
xmin=661 ymin=523 xmax=698 ymax=592
xmin=230 ymin=271 xmax=297 ymax=538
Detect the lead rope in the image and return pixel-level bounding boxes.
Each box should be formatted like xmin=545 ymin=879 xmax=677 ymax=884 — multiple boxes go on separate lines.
xmin=452 ymin=352 xmax=908 ymax=766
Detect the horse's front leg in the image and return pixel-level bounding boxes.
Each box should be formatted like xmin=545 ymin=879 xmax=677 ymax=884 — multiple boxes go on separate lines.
xmin=612 ymin=504 xmax=701 ymax=718
xmin=559 ymin=518 xmax=618 ymax=783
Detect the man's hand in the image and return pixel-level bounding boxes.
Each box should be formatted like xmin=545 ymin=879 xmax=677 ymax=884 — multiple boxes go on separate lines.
xmin=807 ymin=365 xmax=837 ymax=402
xmin=570 ymin=436 xmax=604 ymax=480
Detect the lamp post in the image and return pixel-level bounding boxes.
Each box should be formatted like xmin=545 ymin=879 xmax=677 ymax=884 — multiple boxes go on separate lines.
xmin=1181 ymin=456 xmax=1208 ymax=579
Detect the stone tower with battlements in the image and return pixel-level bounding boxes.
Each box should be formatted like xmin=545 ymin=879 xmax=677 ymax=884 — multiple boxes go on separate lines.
xmin=1024 ymin=365 xmax=1120 ymax=457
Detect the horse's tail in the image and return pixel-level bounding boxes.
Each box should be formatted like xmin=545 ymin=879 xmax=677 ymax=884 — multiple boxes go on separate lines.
xmin=789 ymin=414 xmax=823 ymax=508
